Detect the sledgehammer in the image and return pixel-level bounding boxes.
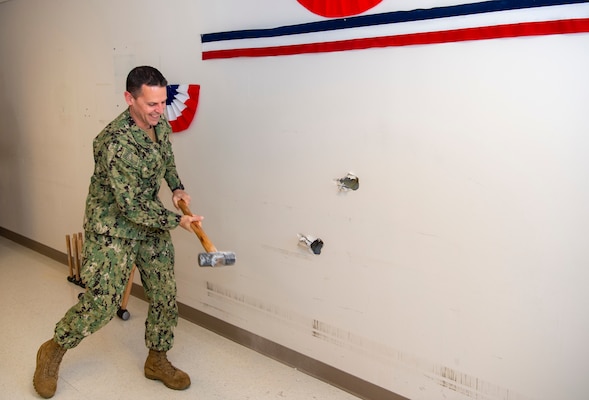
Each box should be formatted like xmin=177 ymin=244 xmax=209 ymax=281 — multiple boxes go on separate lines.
xmin=178 ymin=199 xmax=236 ymax=267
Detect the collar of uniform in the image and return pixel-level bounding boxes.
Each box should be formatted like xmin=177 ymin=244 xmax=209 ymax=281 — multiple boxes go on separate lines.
xmin=126 ymin=111 xmax=161 ymax=148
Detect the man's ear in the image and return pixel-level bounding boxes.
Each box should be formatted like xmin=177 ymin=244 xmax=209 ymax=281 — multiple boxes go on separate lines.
xmin=124 ymin=91 xmax=134 ymax=106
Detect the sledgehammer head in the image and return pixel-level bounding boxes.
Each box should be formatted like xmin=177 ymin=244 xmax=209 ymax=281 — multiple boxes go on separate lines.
xmin=198 ymin=251 xmax=236 ymax=267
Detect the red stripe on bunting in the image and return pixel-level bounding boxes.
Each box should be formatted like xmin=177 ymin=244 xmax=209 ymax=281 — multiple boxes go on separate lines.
xmin=203 ymin=18 xmax=589 ymax=60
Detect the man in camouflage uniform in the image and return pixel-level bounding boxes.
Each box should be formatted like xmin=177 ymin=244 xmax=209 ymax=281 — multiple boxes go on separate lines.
xmin=33 ymin=66 xmax=202 ymax=398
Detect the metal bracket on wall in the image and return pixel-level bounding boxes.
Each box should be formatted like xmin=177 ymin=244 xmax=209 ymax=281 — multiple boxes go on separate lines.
xmin=335 ymin=173 xmax=359 ymax=192
xmin=297 ymin=234 xmax=324 ymax=255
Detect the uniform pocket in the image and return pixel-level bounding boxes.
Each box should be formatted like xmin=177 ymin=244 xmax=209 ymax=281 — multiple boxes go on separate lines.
xmin=120 ymin=147 xmax=162 ymax=179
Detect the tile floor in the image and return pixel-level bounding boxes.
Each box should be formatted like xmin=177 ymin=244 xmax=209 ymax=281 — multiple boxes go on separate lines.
xmin=0 ymin=235 xmax=361 ymax=400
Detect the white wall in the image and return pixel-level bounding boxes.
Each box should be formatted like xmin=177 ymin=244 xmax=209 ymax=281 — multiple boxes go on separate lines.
xmin=1 ymin=1 xmax=588 ymax=399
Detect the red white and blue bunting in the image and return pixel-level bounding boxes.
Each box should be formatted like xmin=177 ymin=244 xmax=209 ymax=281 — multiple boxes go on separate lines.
xmin=201 ymin=0 xmax=589 ymax=60
xmin=166 ymin=84 xmax=200 ymax=133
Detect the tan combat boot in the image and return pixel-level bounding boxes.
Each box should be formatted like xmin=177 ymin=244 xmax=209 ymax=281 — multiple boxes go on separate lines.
xmin=144 ymin=349 xmax=191 ymax=390
xmin=33 ymin=339 xmax=67 ymax=398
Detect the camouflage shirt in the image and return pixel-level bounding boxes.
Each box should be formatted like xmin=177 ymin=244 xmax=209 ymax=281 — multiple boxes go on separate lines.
xmin=83 ymin=109 xmax=184 ymax=239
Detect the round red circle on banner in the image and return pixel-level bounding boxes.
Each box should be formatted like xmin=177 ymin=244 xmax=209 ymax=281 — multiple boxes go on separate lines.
xmin=297 ymin=0 xmax=382 ymax=18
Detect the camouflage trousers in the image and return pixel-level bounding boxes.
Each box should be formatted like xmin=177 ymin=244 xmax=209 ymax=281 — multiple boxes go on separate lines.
xmin=54 ymin=231 xmax=178 ymax=351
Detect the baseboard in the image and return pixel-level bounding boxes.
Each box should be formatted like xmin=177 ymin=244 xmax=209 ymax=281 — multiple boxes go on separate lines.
xmin=0 ymin=227 xmax=67 ymax=265
xmin=1 ymin=227 xmax=405 ymax=400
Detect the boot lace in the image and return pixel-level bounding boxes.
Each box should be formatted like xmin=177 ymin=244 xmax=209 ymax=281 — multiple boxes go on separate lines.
xmin=154 ymin=354 xmax=179 ymax=376
xmin=44 ymin=346 xmax=66 ymax=377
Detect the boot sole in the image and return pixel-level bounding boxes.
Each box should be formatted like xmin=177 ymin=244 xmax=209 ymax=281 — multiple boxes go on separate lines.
xmin=145 ymin=371 xmax=191 ymax=390
xmin=33 ymin=343 xmax=56 ymax=399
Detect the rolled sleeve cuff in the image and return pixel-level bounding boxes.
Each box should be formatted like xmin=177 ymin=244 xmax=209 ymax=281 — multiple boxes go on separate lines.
xmin=171 ymin=183 xmax=185 ymax=192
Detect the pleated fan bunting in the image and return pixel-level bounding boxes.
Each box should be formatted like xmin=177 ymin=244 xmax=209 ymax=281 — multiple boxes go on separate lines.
xmin=166 ymin=84 xmax=200 ymax=133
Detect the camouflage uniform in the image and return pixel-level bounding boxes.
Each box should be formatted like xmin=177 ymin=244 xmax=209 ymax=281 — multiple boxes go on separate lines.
xmin=54 ymin=109 xmax=184 ymax=352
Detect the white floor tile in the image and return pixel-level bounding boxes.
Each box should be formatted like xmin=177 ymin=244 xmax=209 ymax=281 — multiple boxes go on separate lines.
xmin=0 ymin=236 xmax=360 ymax=400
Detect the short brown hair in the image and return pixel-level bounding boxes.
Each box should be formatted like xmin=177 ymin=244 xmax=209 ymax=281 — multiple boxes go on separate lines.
xmin=126 ymin=66 xmax=168 ymax=98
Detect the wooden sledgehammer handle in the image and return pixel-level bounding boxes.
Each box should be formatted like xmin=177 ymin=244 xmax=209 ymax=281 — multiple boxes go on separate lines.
xmin=177 ymin=199 xmax=217 ymax=253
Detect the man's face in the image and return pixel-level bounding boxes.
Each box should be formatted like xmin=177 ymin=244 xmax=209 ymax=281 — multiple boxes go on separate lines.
xmin=125 ymin=84 xmax=167 ymax=129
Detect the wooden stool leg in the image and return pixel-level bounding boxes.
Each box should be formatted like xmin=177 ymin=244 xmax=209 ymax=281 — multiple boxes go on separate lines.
xmin=117 ymin=265 xmax=136 ymax=321
xmin=76 ymin=232 xmax=85 ymax=288
xmin=72 ymin=234 xmax=81 ymax=284
xmin=66 ymin=235 xmax=74 ymax=282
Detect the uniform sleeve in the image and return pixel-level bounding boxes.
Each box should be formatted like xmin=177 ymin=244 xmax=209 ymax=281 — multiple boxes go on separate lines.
xmin=104 ymin=141 xmax=181 ymax=230
xmin=164 ymin=151 xmax=183 ymax=192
